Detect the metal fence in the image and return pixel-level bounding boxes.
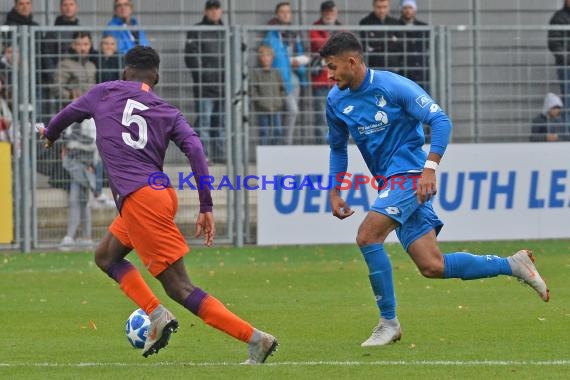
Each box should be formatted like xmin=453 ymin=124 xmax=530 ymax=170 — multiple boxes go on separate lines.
xmin=0 ymin=24 xmax=568 ymax=251
xmin=447 ymin=25 xmax=566 ymax=143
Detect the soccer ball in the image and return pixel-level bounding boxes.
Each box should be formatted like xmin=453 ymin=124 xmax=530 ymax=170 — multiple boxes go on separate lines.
xmin=125 ymin=308 xmax=151 ymax=349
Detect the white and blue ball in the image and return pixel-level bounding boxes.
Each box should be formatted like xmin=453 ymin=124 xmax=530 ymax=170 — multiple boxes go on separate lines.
xmin=125 ymin=308 xmax=150 ymax=349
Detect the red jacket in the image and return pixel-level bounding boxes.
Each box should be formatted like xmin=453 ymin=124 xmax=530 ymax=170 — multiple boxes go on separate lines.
xmin=309 ymin=18 xmax=342 ymax=87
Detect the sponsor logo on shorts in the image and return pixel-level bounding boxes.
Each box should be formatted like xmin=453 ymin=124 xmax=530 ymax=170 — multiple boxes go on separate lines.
xmin=385 ymin=206 xmax=401 ymax=215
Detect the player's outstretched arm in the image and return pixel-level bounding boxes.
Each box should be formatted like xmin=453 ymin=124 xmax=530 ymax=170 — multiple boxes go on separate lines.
xmin=330 ymin=188 xmax=355 ymax=220
xmin=195 ymin=212 xmax=215 ymax=247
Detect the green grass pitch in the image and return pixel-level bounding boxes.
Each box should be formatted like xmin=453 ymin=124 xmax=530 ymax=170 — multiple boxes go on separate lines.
xmin=1 ymin=240 xmax=569 ymax=379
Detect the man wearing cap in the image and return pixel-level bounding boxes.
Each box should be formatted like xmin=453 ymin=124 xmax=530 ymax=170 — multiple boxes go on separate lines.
xmin=310 ymin=1 xmax=342 ymax=143
xmin=399 ymin=0 xmax=430 ymax=92
xmin=185 ymin=0 xmax=226 ymax=162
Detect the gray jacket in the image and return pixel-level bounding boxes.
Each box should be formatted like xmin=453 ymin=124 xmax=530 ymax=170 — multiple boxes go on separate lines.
xmin=54 ymin=54 xmax=97 ymax=103
xmin=250 ymin=68 xmax=287 ymax=113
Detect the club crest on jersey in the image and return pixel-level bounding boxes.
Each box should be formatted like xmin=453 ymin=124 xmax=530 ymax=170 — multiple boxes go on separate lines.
xmin=415 ymin=95 xmax=432 ymax=108
xmin=376 ymin=94 xmax=387 ymax=108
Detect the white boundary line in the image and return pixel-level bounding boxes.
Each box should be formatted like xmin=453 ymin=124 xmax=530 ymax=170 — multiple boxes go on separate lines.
xmin=0 ymin=360 xmax=569 ymax=367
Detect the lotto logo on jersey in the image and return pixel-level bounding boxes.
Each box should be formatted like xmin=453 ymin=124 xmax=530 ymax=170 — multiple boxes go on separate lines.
xmin=385 ymin=206 xmax=400 ymax=215
xmin=415 ymin=95 xmax=432 ymax=108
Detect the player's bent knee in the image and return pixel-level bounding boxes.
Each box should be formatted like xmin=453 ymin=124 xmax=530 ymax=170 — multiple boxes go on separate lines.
xmin=356 ymin=233 xmax=386 ymax=247
xmin=417 ymin=262 xmax=444 ymax=278
xmin=157 ymin=272 xmax=196 ymax=305
xmin=94 ymin=247 xmax=112 ymax=272
xmin=356 ymin=235 xmax=370 ymax=247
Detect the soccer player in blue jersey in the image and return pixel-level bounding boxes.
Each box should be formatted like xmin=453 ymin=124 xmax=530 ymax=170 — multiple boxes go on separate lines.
xmin=320 ymin=32 xmax=549 ymax=347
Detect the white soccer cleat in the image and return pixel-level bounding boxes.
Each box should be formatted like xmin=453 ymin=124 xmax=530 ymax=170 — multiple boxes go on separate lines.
xmin=508 ymin=249 xmax=550 ymax=302
xmin=361 ymin=318 xmax=402 ymax=347
xmin=142 ymin=306 xmax=179 ymax=358
xmin=242 ymin=330 xmax=278 ymax=365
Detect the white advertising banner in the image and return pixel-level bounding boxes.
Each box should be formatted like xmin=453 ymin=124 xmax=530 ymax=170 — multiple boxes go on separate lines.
xmin=257 ymin=143 xmax=570 ymax=245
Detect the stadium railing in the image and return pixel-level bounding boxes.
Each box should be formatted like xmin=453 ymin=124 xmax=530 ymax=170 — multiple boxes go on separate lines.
xmin=0 ymin=24 xmax=566 ymax=251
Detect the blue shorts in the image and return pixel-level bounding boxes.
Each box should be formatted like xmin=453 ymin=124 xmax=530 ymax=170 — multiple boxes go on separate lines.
xmin=370 ymin=175 xmax=444 ymax=252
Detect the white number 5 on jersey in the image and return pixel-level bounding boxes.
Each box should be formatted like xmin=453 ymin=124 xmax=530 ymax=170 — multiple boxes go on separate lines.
xmin=122 ymin=98 xmax=149 ymax=149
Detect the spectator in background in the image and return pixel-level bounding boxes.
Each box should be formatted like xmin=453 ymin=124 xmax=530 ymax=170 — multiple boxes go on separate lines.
xmin=359 ymin=0 xmax=401 ymax=72
xmin=104 ymin=0 xmax=149 ymax=54
xmin=185 ymin=0 xmax=226 ymax=162
xmin=88 ymin=35 xmax=122 ymax=209
xmin=530 ymin=92 xmax=570 ymax=142
xmin=250 ymin=45 xmax=286 ymax=145
xmin=263 ymin=2 xmax=309 ymax=145
xmin=97 ymin=35 xmax=122 ymax=83
xmin=0 ymin=44 xmax=14 ymax=72
xmin=4 ymin=0 xmax=38 ymax=25
xmin=42 ymin=0 xmax=82 ymax=85
xmin=398 ymin=0 xmax=429 ymax=92
xmin=55 ymin=31 xmax=98 ymax=249
xmin=310 ymin=0 xmax=341 ymax=144
xmin=0 ymin=75 xmax=12 ymax=143
xmin=60 ymin=117 xmax=97 ymax=249
xmin=54 ymin=31 xmax=96 ymax=108
xmin=0 ymin=44 xmax=15 ymax=105
xmin=548 ymin=0 xmax=570 ymax=122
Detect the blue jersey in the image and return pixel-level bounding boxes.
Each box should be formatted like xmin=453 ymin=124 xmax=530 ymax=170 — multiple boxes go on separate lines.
xmin=327 ymin=69 xmax=452 ymax=186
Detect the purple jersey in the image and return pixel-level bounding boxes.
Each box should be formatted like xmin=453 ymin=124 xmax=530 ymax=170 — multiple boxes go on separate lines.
xmin=45 ymin=80 xmax=213 ymax=212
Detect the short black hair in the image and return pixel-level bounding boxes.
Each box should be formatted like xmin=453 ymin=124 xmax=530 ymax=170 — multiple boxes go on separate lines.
xmin=125 ymin=45 xmax=160 ymax=71
xmin=320 ymin=0 xmax=336 ymax=12
xmin=319 ymin=31 xmax=363 ymax=58
xmin=71 ymin=31 xmax=91 ymax=41
xmin=275 ymin=2 xmax=290 ymax=13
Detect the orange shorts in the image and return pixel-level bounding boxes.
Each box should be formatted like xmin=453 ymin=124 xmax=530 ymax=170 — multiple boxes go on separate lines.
xmin=109 ymin=186 xmax=189 ymax=277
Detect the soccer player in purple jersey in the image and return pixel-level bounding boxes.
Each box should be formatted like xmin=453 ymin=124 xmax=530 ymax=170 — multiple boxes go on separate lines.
xmin=38 ymin=46 xmax=277 ymax=364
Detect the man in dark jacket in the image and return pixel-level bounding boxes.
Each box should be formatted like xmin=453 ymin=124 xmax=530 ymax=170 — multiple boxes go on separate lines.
xmin=548 ymin=0 xmax=570 ymax=121
xmin=42 ymin=0 xmax=83 ymax=85
xmin=184 ymin=0 xmax=226 ymax=162
xmin=359 ymin=0 xmax=401 ymax=72
xmin=398 ymin=0 xmax=429 ymax=92
xmin=4 ymin=0 xmax=38 ymax=26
